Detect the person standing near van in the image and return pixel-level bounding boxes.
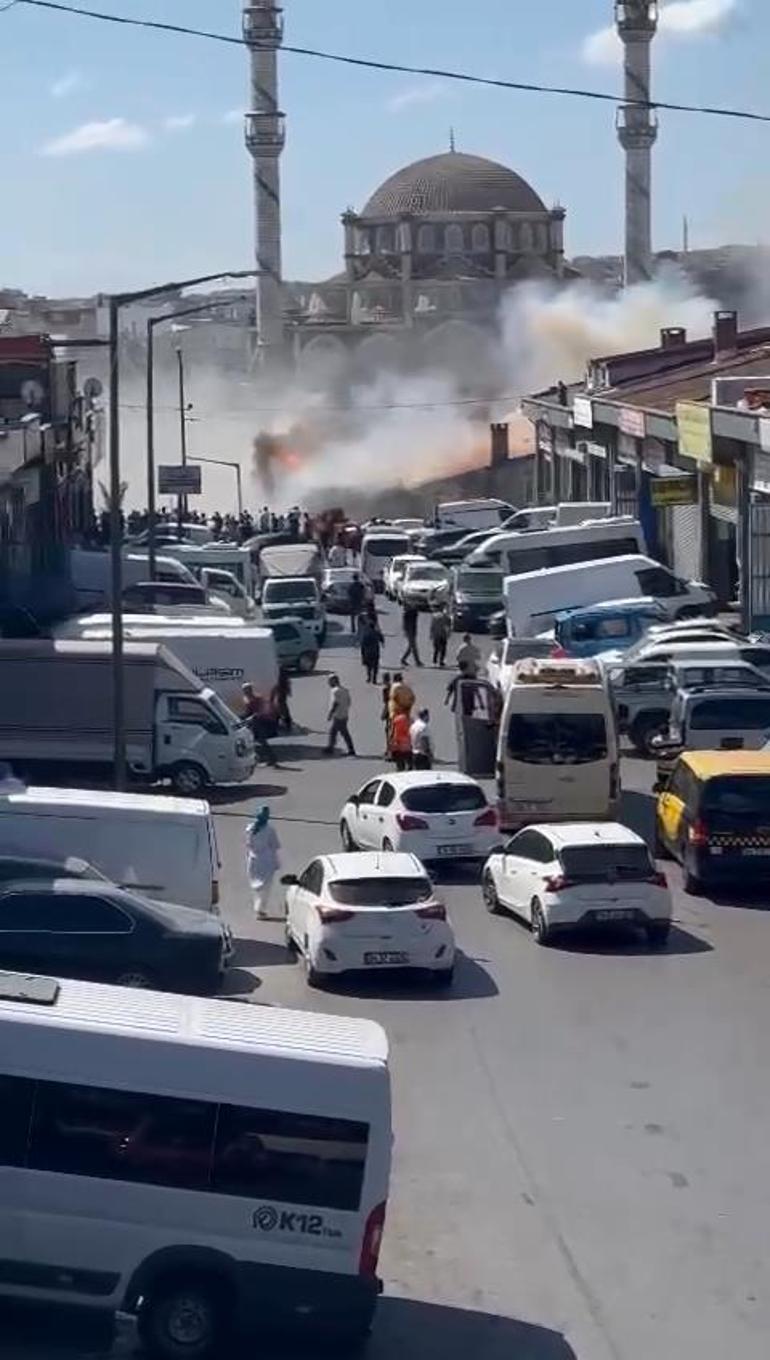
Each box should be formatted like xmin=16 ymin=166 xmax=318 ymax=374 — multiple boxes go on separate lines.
xmin=456 ymin=634 xmax=481 ymax=677
xmin=246 ymin=806 xmax=282 ymax=920
xmin=348 ymin=573 xmax=366 ymax=634
xmin=241 ymin=683 xmax=277 ymax=767
xmin=380 ymin=671 xmax=392 ymax=756
xmin=325 ymin=675 xmax=356 ymax=756
xmin=430 ymin=606 xmax=451 ymax=667
xmin=401 ymin=602 xmax=422 ymax=667
xmin=271 ymin=668 xmax=292 ymax=733
xmin=360 ymin=614 xmax=384 ymax=684
xmin=411 ymin=708 xmax=434 ymax=770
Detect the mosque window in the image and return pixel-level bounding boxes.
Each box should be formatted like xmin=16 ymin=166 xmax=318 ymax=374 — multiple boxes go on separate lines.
xmin=417 ymin=224 xmax=436 ymax=253
xmin=471 ymin=224 xmax=490 ymax=253
xmin=375 ymin=226 xmax=394 ymax=254
xmin=519 ymin=222 xmax=534 ymax=253
xmin=496 ymin=220 xmax=513 ymax=251
xmin=445 ymin=224 xmax=465 ymax=254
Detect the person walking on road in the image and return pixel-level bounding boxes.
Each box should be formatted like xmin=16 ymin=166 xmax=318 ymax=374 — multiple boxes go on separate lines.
xmin=380 ymin=671 xmax=392 ymax=757
xmin=401 ymin=602 xmax=422 ymax=667
xmin=246 ymin=805 xmax=282 ymax=920
xmin=271 ymin=667 xmax=293 ymax=733
xmin=389 ymin=672 xmax=415 ymax=724
xmin=241 ymin=682 xmax=277 ymax=767
xmin=410 ymin=708 xmax=434 ymax=770
xmin=456 ymin=633 xmax=481 ymax=677
xmin=324 ymin=674 xmax=356 ymax=756
xmin=348 ymin=573 xmax=366 ymax=634
xmin=360 ymin=614 xmax=384 ymax=684
xmin=430 ymin=605 xmax=451 ymax=667
xmin=390 ymin=708 xmax=413 ymax=771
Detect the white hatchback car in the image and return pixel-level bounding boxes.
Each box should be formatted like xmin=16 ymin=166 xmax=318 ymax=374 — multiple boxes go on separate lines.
xmin=384 ymin=554 xmax=426 ymax=600
xmin=482 ymin=822 xmax=672 ymax=948
xmin=340 ymin=772 xmax=499 ymax=866
xmin=283 ymin=851 xmax=455 ymax=986
xmin=400 ymin=560 xmax=451 ymax=609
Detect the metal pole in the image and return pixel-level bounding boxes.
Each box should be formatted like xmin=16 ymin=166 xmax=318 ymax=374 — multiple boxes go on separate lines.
xmin=235 ymin=462 xmax=243 ymax=518
xmin=108 ymin=296 xmax=126 ymax=790
xmin=146 ymin=318 xmax=157 ymax=581
xmin=176 ymin=347 xmax=187 ymax=532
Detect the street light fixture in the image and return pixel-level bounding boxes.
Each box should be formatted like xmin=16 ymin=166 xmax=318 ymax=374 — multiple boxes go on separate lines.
xmin=188 ymin=456 xmax=244 ymax=518
xmin=108 ymin=269 xmax=257 ymax=790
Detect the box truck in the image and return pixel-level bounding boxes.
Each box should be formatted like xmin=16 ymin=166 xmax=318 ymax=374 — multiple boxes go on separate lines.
xmin=0 ymin=640 xmax=255 ymax=796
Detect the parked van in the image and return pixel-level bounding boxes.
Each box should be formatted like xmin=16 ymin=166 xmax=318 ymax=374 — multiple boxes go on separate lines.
xmin=655 ymin=751 xmax=770 ymax=892
xmin=70 ymin=549 xmax=197 ymax=612
xmin=261 ymin=577 xmax=326 ymax=641
xmin=434 ymin=498 xmax=515 ymax=531
xmin=468 ymin=517 xmax=646 ymax=576
xmin=0 ymin=784 xmax=221 ymax=911
xmin=496 ymin=658 xmax=619 ymax=832
xmin=0 ymin=971 xmax=391 ymax=1356
xmin=554 ymin=598 xmax=668 ymax=658
xmin=361 ymin=532 xmax=412 ymax=591
xmin=159 ymin=544 xmax=257 ymax=598
xmin=505 ymin=555 xmax=715 ymax=638
xmin=500 ymin=502 xmax=611 ymax=534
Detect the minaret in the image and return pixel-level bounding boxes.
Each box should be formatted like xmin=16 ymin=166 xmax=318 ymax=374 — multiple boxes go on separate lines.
xmin=243 ymin=2 xmax=285 ymax=358
xmin=615 ymin=1 xmax=659 ymax=287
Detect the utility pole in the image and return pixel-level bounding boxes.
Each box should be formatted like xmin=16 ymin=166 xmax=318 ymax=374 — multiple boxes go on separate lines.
xmin=176 ymin=347 xmax=188 ymax=534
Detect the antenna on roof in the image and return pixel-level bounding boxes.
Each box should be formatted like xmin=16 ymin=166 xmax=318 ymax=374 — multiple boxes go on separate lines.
xmin=449 ymin=127 xmax=456 ymax=153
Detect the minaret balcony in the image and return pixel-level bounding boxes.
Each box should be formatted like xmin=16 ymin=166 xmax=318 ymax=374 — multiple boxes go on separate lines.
xmin=615 ymin=1 xmax=659 ymax=36
xmin=616 ymin=104 xmax=658 ymax=147
xmin=245 ymin=111 xmax=286 ymax=156
xmin=243 ymin=4 xmax=284 ymax=47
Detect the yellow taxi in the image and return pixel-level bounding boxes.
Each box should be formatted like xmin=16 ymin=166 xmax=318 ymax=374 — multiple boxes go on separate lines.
xmin=656 ymin=751 xmax=770 ymax=894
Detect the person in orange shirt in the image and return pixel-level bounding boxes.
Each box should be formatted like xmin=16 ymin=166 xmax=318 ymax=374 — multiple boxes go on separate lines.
xmin=390 ymin=709 xmax=413 ymax=772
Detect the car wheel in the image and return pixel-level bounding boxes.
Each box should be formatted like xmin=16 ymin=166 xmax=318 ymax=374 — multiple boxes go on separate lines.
xmin=432 ymin=966 xmax=455 ymax=987
xmin=630 ymin=713 xmax=669 ymax=758
xmin=530 ymin=899 xmax=553 ymax=946
xmin=305 ymin=955 xmax=326 ymax=989
xmin=137 ymin=1275 xmax=230 ymax=1360
xmin=340 ymin=819 xmax=357 ymax=851
xmin=170 ymin=761 xmax=207 ymax=797
xmin=297 ymin=650 xmax=317 ymax=674
xmin=382 ymin=838 xmax=394 ymax=852
xmin=115 ymin=967 xmax=154 ymax=990
xmin=646 ymin=922 xmax=671 ymax=949
xmin=482 ymin=871 xmax=503 ymax=915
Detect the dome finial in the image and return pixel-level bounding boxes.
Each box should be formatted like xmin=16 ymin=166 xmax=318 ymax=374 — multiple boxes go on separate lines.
xmin=449 ymin=127 xmax=456 ymax=154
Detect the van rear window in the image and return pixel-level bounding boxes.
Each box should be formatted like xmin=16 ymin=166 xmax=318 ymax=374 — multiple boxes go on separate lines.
xmin=690 ymin=698 xmax=770 ymax=731
xmin=507 ymin=713 xmax=608 ymax=765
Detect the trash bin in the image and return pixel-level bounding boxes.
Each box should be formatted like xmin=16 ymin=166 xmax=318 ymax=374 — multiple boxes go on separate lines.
xmin=454 ymin=679 xmax=499 ymax=779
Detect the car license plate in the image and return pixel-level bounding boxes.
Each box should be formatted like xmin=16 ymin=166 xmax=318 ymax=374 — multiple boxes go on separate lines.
xmin=595 ymin=909 xmax=635 ymax=922
xmin=437 ymin=844 xmax=472 ymax=857
xmin=364 ymin=951 xmax=409 ymax=965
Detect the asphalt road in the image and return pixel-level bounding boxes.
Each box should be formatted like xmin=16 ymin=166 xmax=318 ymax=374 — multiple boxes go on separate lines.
xmin=6 ymin=601 xmax=770 ymax=1360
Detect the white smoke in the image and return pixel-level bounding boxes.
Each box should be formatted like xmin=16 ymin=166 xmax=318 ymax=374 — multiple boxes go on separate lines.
xmin=584 ymin=0 xmax=740 ymax=66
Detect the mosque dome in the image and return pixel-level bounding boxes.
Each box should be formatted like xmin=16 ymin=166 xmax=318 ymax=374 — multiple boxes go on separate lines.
xmin=362 ymin=151 xmax=547 ymax=218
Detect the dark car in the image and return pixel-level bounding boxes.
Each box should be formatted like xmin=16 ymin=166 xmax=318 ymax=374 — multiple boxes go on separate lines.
xmin=0 ymin=879 xmax=226 ymax=994
xmin=432 ymin=528 xmax=499 ymax=567
xmin=0 ymin=854 xmax=109 ymax=885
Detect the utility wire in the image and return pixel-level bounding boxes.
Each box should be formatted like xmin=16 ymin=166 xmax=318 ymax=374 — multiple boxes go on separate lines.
xmin=118 ymin=393 xmax=519 ymax=418
xmin=12 ymin=0 xmax=770 ymax=125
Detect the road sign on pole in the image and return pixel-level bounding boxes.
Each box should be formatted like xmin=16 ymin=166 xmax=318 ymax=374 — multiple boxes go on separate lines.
xmin=158 ymin=465 xmax=202 ymax=495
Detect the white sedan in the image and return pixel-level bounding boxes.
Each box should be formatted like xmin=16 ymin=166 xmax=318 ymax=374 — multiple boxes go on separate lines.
xmin=283 ymin=851 xmax=455 ymax=986
xmin=340 ymin=771 xmax=499 ymax=866
xmin=482 ymin=822 xmax=672 ymax=948
xmin=400 ymin=560 xmax=451 ymax=608
xmin=384 ymin=554 xmax=426 ymax=600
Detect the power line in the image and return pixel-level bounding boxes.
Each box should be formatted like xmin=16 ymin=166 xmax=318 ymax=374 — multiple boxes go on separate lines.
xmin=118 ymin=393 xmax=520 ymax=418
xmin=13 ymin=0 xmax=770 ymax=126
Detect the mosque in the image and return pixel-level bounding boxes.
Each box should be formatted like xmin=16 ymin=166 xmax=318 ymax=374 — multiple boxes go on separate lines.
xmin=285 ymin=146 xmax=568 ymax=379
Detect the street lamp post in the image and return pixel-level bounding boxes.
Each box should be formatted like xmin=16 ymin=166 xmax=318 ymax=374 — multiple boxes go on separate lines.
xmin=109 ymin=269 xmax=257 ymax=790
xmin=176 ymin=347 xmax=189 ymax=533
xmin=189 ymin=457 xmax=244 ymax=518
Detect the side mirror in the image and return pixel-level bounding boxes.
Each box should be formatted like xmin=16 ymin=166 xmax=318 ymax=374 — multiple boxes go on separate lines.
xmin=348 ymin=793 xmax=360 ymax=806
xmin=281 ymin=873 xmax=298 ymax=886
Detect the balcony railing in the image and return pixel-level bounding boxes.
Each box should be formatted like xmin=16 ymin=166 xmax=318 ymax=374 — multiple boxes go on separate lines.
xmin=615 ymin=1 xmax=659 ymax=33
xmin=243 ymin=5 xmax=284 ymax=46
xmin=244 ymin=111 xmax=286 ymax=156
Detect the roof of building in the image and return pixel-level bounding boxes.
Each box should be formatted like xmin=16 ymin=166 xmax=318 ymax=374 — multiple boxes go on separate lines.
xmin=606 ymin=342 xmax=770 ymax=414
xmin=362 ymin=152 xmax=547 ymax=218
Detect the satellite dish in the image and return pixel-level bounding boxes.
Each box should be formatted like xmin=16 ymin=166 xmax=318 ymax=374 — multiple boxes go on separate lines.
xmin=21 ymin=379 xmax=45 ymax=410
xmin=83 ymin=377 xmax=103 ymax=401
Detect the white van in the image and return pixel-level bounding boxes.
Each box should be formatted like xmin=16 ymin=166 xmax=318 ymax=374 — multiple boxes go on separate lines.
xmin=467 ymin=517 xmax=645 ymax=576
xmin=0 ymin=784 xmax=221 ymax=911
xmin=496 ymin=658 xmax=619 ymax=832
xmin=501 ymin=502 xmax=611 ymax=534
xmin=505 ymin=555 xmax=715 ymax=638
xmin=0 ymin=971 xmax=391 ymax=1356
xmin=361 ymin=531 xmax=412 ymax=591
xmin=434 ymin=498 xmax=515 ymax=531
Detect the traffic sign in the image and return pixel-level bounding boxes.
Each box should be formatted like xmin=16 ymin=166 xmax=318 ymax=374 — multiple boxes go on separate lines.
xmin=158 ymin=465 xmax=202 ymax=495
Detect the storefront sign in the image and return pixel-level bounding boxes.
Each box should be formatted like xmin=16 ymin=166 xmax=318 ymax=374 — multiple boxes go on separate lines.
xmin=619 ymin=407 xmax=646 ymax=439
xmin=573 ymin=396 xmax=593 ymax=429
xmin=617 ymin=432 xmax=639 ymax=464
xmin=675 ymin=401 xmax=712 ymax=464
xmin=584 ymin=441 xmax=607 ymax=460
xmin=650 ymin=475 xmax=697 ymax=508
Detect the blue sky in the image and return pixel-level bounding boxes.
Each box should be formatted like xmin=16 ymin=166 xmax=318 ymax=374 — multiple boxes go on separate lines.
xmin=0 ymin=0 xmax=766 ymax=296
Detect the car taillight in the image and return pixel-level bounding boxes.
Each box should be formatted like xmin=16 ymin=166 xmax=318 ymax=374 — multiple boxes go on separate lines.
xmin=551 ymin=644 xmax=567 ymax=658
xmin=648 ymin=870 xmax=668 ymax=887
xmin=544 ymin=875 xmax=574 ymax=893
xmin=474 ymin=807 xmax=498 ymax=827
xmin=317 ymin=907 xmax=355 ymax=924
xmin=495 ymin=761 xmax=505 ymax=798
xmin=688 ymin=819 xmax=709 ymax=847
xmin=416 ymin=903 xmax=446 ymax=920
xmin=397 ymin=813 xmax=429 ymax=831
xmin=359 ymin=1201 xmax=387 ymax=1278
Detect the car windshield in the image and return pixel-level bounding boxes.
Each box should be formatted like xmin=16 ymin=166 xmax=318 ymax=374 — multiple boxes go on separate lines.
xmin=503 ymin=639 xmax=552 ymax=664
xmin=409 ymin=566 xmax=446 ymax=581
xmin=457 ymin=571 xmax=502 ymax=595
xmin=366 ymin=538 xmax=410 ymax=556
xmin=689 ymin=698 xmax=770 ymax=731
xmin=401 ymin=784 xmax=486 ymax=813
xmin=560 ymin=845 xmax=653 ymax=881
xmin=329 ymin=878 xmax=433 ymax=906
xmin=702 ymin=776 xmax=770 ymax=822
xmin=507 ymin=713 xmax=608 ymax=765
xmin=206 ymin=692 xmax=240 ymax=730
xmin=265 ymin=582 xmax=316 ymax=601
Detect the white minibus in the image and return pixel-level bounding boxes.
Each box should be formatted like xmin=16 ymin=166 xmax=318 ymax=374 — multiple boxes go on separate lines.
xmin=361 ymin=531 xmax=412 ymax=591
xmin=0 ymin=971 xmax=391 ymax=1357
xmin=496 ymin=658 xmax=619 ymax=832
xmin=434 ymin=498 xmax=515 ymax=531
xmin=467 ymin=517 xmax=645 ymax=575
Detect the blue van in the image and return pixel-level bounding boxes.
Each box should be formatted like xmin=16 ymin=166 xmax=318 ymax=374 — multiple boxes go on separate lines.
xmin=555 ymin=598 xmax=667 ymax=658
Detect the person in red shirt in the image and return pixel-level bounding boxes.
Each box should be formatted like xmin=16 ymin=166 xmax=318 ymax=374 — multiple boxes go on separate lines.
xmin=390 ymin=710 xmax=413 ymax=772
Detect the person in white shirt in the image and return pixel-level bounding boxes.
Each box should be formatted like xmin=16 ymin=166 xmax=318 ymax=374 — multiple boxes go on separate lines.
xmin=410 ymin=708 xmax=434 ymax=770
xmin=324 ymin=674 xmax=356 ymax=756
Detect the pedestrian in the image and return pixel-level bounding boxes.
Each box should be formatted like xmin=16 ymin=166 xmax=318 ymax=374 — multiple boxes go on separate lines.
xmin=410 ymin=708 xmax=434 ymax=770
xmin=324 ymin=674 xmax=356 ymax=756
xmin=328 ymin=541 xmax=347 ymax=568
xmin=241 ymin=682 xmax=277 ymax=767
xmin=430 ymin=604 xmax=451 ymax=667
xmin=445 ymin=661 xmax=478 ymax=716
xmin=390 ymin=708 xmax=413 ymax=772
xmin=359 ymin=614 xmax=384 ymax=684
xmin=389 ymin=671 xmax=415 ymax=723
xmin=271 ymin=667 xmax=293 ymax=733
xmin=380 ymin=671 xmax=392 ymax=756
xmin=246 ymin=805 xmax=282 ymax=920
xmin=401 ymin=602 xmax=422 ymax=667
xmin=456 ymin=633 xmax=481 ymax=677
xmin=348 ymin=572 xmax=366 ymax=634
